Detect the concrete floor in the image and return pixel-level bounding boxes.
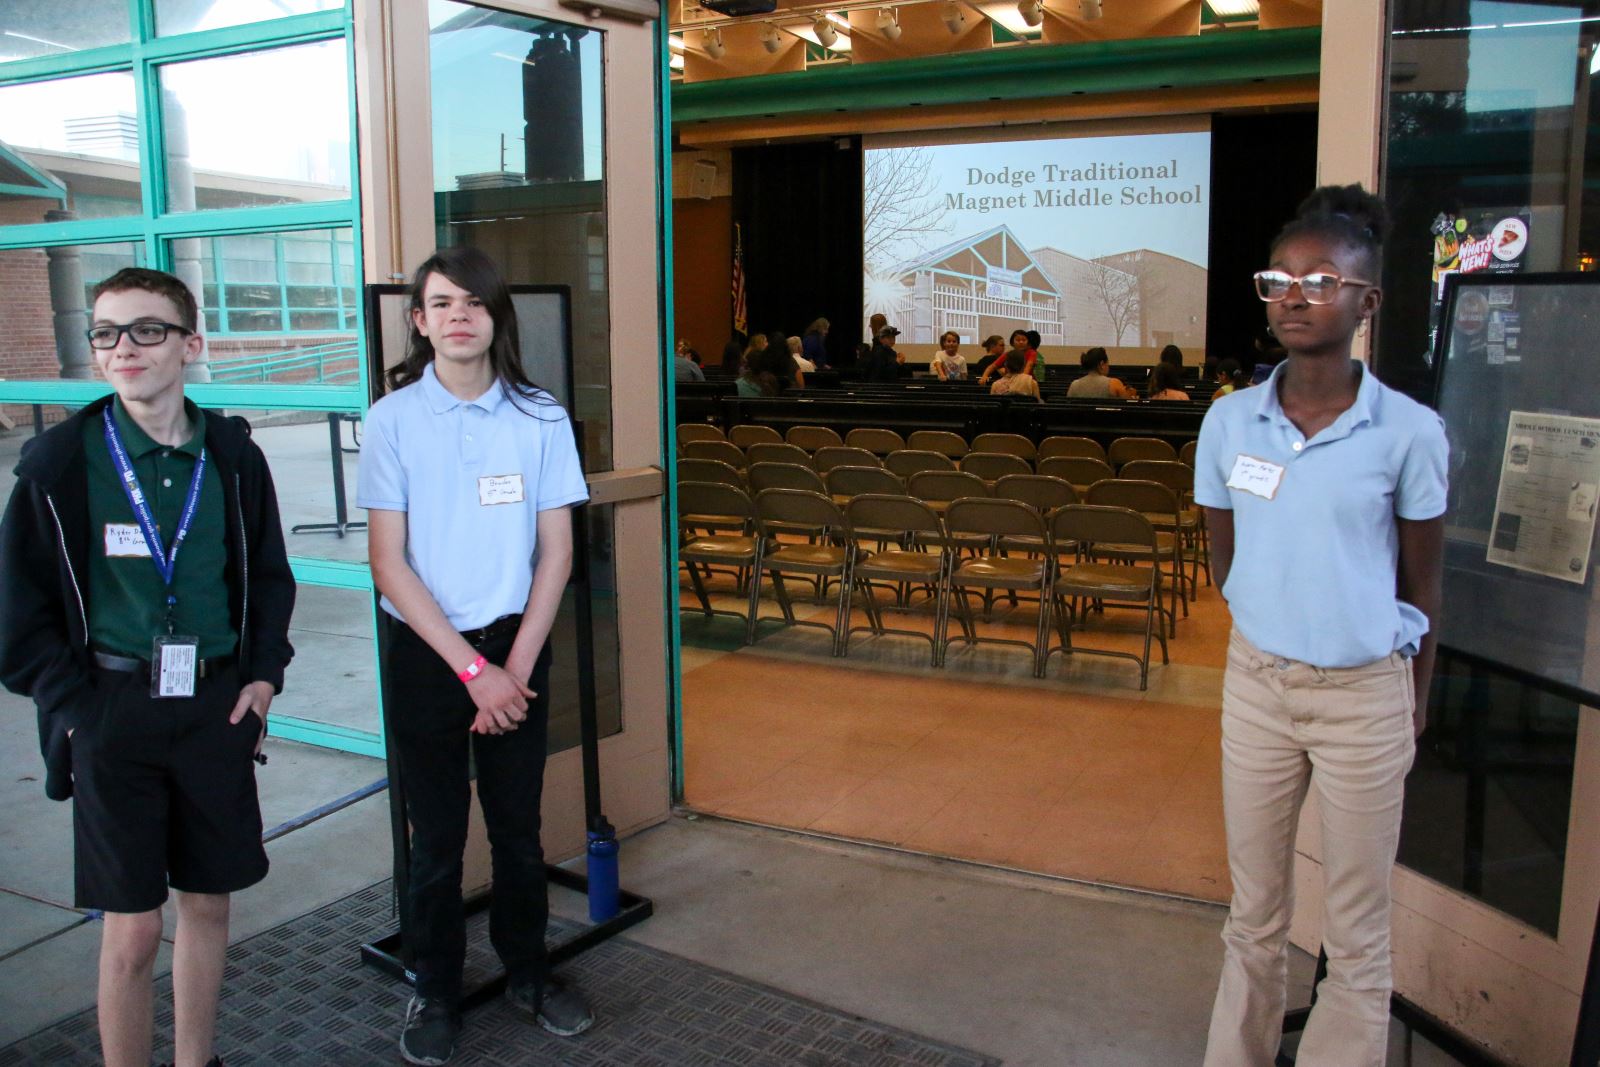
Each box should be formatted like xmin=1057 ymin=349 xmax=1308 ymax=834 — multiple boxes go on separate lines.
xmin=0 ymin=417 xmax=1469 ymax=1065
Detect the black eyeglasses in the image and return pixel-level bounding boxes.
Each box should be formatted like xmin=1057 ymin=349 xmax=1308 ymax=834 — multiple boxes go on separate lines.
xmin=1253 ymin=270 xmax=1375 ymax=305
xmin=86 ymin=321 xmax=192 ymax=349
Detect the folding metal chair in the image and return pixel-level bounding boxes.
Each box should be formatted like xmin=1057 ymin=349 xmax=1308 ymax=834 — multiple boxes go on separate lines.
xmin=728 ymin=424 xmax=783 ymax=449
xmin=938 ymin=498 xmax=1053 ymax=677
xmin=972 ymin=432 xmax=1037 ymax=462
xmin=746 ymin=441 xmax=813 ymax=469
xmin=824 ymin=464 xmax=904 ymax=506
xmin=1038 ymin=455 xmax=1114 ymax=495
xmin=786 ymin=425 xmax=844 ymax=451
xmin=960 ymin=451 xmax=1032 ymax=486
xmin=1038 ymin=436 xmax=1106 ymax=463
xmin=750 ymin=489 xmax=857 ymax=654
xmin=677 ymin=423 xmax=725 ymax=448
xmin=1107 ymin=436 xmax=1177 ymax=470
xmin=885 ymin=449 xmax=957 ymax=479
xmin=1084 ymin=478 xmax=1186 ymax=632
xmin=845 ymin=427 xmax=906 ymax=456
xmin=813 ymin=445 xmax=881 ymax=473
xmin=845 ymin=494 xmax=951 ymax=666
xmin=684 ymin=438 xmax=747 ymax=470
xmin=907 ymin=429 xmax=969 ymax=458
xmin=1046 ymin=504 xmax=1170 ymax=690
xmin=676 ymin=481 xmax=762 ymax=635
xmin=1121 ymin=459 xmax=1208 ymax=589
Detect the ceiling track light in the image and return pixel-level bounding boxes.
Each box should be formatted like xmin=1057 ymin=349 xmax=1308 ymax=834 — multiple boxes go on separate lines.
xmin=1079 ymin=0 xmax=1102 ymax=19
xmin=1018 ymin=0 xmax=1043 ymax=26
xmin=701 ymin=27 xmax=726 ymax=58
xmin=875 ymin=7 xmax=902 ymax=39
xmin=759 ymin=22 xmax=782 ymax=52
xmin=814 ymin=14 xmax=840 ymax=46
xmin=940 ymin=0 xmax=966 ymax=33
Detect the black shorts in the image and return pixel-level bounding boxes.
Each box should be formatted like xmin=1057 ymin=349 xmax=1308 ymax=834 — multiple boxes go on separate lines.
xmin=70 ymin=663 xmax=268 ymax=913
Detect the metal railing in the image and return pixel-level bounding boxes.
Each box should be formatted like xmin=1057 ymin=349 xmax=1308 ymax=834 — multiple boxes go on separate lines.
xmin=205 ymin=339 xmax=361 ymax=386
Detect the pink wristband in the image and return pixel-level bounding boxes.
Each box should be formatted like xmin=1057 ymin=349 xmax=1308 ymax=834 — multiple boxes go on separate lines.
xmin=457 ymin=654 xmax=488 ymax=683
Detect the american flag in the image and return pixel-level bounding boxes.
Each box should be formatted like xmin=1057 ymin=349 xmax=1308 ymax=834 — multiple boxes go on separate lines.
xmin=732 ymin=222 xmax=748 ymax=336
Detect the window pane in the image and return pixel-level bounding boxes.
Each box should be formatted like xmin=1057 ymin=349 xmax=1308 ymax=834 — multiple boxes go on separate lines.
xmin=176 ymin=229 xmax=357 ymax=363
xmin=429 ymin=1 xmax=611 ymax=469
xmin=160 ymin=40 xmax=352 ymax=212
xmin=428 ymin=0 xmax=616 ymax=749
xmin=0 ymin=242 xmax=142 ymax=406
xmin=275 ymin=581 xmax=379 ymax=735
xmin=156 ymin=0 xmax=342 ymax=37
xmin=0 ymin=1 xmax=131 ymax=62
xmin=0 ymin=73 xmax=142 ymax=223
xmin=244 ymin=410 xmax=367 ymax=563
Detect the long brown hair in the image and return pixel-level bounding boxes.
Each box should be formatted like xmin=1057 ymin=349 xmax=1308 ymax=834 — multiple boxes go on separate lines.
xmin=386 ymin=246 xmax=557 ymax=418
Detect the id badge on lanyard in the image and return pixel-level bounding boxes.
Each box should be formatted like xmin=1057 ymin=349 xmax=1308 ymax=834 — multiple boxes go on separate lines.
xmin=102 ymin=409 xmax=206 ymax=698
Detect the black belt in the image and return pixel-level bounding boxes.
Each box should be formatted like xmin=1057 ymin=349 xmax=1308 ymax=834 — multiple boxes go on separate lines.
xmin=460 ymin=614 xmax=522 ymax=648
xmin=93 ymin=650 xmax=235 ymax=679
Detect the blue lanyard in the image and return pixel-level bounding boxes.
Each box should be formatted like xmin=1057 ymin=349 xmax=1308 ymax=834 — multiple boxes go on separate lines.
xmin=102 ymin=408 xmax=207 ymax=628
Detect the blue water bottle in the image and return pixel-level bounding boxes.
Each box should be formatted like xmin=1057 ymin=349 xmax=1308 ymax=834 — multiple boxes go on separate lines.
xmin=586 ymin=821 xmax=620 ymax=923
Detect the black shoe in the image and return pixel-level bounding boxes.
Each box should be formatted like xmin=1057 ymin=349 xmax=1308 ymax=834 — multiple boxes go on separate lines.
xmin=505 ymin=975 xmax=594 ymax=1037
xmin=158 ymin=1059 xmax=223 ymax=1067
xmin=400 ymin=995 xmax=460 ymax=1065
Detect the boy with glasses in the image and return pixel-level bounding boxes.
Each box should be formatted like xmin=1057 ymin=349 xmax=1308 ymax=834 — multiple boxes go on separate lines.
xmin=0 ymin=267 xmax=296 ymax=1067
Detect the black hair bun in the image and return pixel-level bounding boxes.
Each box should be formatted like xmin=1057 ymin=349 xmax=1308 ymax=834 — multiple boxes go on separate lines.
xmin=1295 ymin=184 xmax=1390 ymax=244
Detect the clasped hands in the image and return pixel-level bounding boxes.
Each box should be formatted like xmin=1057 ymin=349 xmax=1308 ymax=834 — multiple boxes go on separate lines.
xmin=466 ymin=655 xmax=537 ymax=735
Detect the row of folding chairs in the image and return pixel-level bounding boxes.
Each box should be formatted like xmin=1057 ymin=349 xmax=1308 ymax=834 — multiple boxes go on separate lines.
xmin=677 ymin=482 xmax=1177 ymax=689
xmin=680 ymin=423 xmax=1198 ymax=468
xmin=679 ymin=454 xmax=1211 ymax=599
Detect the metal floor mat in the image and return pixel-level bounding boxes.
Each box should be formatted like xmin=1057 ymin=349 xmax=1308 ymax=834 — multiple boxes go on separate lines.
xmin=0 ymin=881 xmax=1001 ymax=1066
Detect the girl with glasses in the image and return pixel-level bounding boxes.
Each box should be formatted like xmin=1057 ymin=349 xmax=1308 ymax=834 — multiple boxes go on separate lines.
xmin=1193 ymin=185 xmax=1448 ymax=1067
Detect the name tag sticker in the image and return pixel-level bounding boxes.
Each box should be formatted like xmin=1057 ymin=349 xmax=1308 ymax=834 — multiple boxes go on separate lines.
xmin=104 ymin=523 xmax=152 ymax=557
xmin=477 ymin=473 xmax=525 ymax=506
xmin=1226 ymin=454 xmax=1286 ymax=500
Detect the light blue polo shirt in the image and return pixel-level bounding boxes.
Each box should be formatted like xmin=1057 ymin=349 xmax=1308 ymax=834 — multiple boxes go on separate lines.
xmin=356 ymin=363 xmax=590 ymax=631
xmin=1194 ymin=361 xmax=1448 ymax=668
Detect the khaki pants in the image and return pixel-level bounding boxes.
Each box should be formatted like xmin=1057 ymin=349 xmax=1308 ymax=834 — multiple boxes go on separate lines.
xmin=1203 ymin=630 xmax=1416 ymax=1067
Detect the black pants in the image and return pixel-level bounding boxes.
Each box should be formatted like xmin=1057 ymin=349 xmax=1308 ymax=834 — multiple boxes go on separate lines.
xmin=387 ymin=620 xmax=553 ymax=1005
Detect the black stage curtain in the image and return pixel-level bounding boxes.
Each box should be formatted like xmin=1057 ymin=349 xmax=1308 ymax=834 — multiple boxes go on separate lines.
xmin=1206 ymin=111 xmax=1318 ymax=373
xmin=732 ymin=138 xmax=865 ymax=367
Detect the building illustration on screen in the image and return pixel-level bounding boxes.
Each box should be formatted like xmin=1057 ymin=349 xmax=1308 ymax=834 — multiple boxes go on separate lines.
xmin=862 ymin=138 xmax=1209 ymax=351
xmin=865 ymin=222 xmax=1206 ymax=349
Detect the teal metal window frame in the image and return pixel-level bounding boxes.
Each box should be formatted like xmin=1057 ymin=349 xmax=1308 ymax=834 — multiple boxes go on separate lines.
xmin=0 ymin=2 xmax=382 ymax=757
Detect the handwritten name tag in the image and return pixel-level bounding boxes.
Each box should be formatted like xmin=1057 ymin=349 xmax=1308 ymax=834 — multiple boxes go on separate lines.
xmin=477 ymin=473 xmax=525 ymax=506
xmin=1226 ymin=454 xmax=1286 ymax=500
xmin=105 ymin=523 xmax=152 ymax=557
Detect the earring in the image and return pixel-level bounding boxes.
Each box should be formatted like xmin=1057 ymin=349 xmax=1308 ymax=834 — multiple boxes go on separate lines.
xmin=1357 ymin=318 xmax=1370 ymax=337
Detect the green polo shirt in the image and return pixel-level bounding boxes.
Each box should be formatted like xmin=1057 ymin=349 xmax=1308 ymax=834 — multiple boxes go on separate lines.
xmin=84 ymin=397 xmax=236 ymax=659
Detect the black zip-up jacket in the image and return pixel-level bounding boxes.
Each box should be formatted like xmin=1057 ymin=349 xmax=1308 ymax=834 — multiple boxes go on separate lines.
xmin=0 ymin=396 xmax=296 ymax=800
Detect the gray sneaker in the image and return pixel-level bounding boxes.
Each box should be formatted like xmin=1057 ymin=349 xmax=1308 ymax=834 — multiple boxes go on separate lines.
xmin=400 ymin=995 xmax=460 ymax=1065
xmin=505 ymin=975 xmax=594 ymax=1037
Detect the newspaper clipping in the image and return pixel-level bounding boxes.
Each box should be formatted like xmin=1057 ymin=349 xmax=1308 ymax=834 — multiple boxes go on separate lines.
xmin=1487 ymin=411 xmax=1600 ymax=584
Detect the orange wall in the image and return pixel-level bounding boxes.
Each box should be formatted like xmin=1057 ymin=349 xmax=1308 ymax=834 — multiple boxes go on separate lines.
xmin=671 ymin=195 xmax=733 ymax=364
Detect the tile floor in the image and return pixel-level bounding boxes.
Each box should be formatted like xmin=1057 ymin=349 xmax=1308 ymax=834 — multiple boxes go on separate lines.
xmin=679 ymin=552 xmax=1236 ymax=902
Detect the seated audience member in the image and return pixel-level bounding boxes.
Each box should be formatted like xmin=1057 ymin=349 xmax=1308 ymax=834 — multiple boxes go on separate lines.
xmin=989 ymin=350 xmax=1041 ymax=399
xmin=802 ymin=318 xmax=830 ymax=369
xmin=1009 ymin=329 xmax=1039 ymax=378
xmin=737 ymin=346 xmax=780 ymax=397
xmin=720 ymin=334 xmax=746 ymax=374
xmin=1026 ymin=329 xmax=1047 ymax=381
xmin=861 ymin=326 xmax=905 ymax=382
xmin=1066 ymin=348 xmax=1131 ymax=399
xmin=765 ymin=330 xmax=802 ymax=390
xmin=789 ymin=336 xmax=815 ymax=374
xmin=931 ymin=331 xmax=968 ymax=381
xmin=674 ymin=347 xmax=704 ymax=382
xmin=973 ymin=335 xmax=1007 ymax=383
xmin=1211 ymin=358 xmax=1247 ymax=400
xmin=1148 ymin=360 xmax=1190 ymax=400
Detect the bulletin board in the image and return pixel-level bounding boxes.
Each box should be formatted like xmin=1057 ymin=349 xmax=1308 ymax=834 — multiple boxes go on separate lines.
xmin=1431 ymin=271 xmax=1600 ymax=704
